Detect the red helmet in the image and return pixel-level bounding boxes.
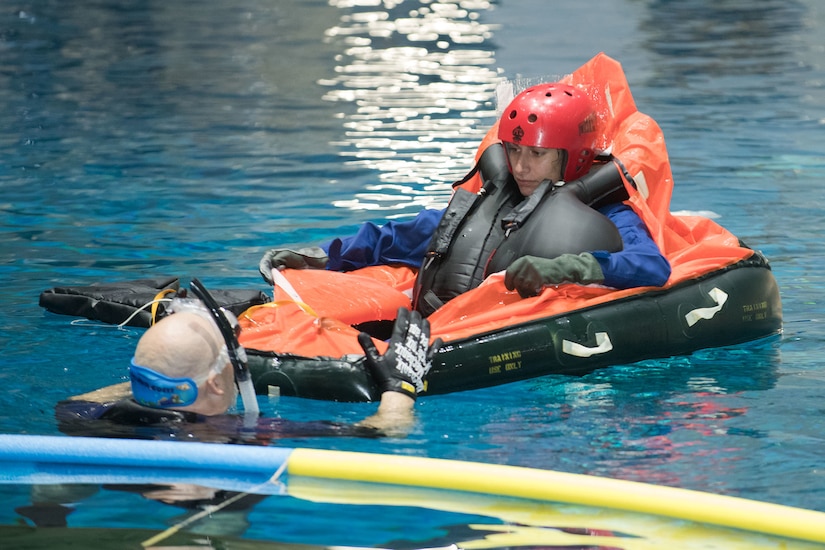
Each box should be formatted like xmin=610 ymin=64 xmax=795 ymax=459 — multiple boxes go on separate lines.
xmin=498 ymin=83 xmax=598 ymax=181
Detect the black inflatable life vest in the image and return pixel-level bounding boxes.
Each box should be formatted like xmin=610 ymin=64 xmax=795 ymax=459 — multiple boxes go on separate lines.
xmin=412 ymin=143 xmax=628 ymax=316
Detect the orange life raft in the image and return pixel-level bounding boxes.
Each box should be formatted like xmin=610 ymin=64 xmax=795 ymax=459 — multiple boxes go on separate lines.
xmin=239 ymin=53 xmax=782 ymax=402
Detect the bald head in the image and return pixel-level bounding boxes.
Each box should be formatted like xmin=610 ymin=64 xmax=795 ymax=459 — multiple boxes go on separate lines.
xmin=134 ymin=312 xmax=224 ymax=381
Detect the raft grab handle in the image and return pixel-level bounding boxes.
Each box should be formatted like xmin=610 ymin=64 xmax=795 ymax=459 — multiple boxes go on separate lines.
xmin=685 ymin=287 xmax=728 ymax=327
xmin=562 ymin=331 xmax=613 ymax=358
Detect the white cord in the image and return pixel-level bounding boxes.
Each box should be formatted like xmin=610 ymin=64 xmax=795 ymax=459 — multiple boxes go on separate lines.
xmin=68 ymin=298 xmax=174 ymax=329
xmin=270 ymin=268 xmax=305 ymax=304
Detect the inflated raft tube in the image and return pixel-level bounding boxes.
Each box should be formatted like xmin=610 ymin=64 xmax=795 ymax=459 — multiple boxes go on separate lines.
xmin=247 ymin=255 xmax=782 ymax=402
xmin=36 ymin=261 xmax=782 ymax=403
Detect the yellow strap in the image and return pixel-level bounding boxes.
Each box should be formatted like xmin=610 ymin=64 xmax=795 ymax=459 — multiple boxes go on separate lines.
xmin=149 ymin=288 xmax=177 ymax=325
xmin=241 ymin=300 xmax=319 ymax=324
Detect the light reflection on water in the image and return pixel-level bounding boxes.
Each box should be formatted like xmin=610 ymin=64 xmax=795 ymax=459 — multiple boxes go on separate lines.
xmin=320 ymin=0 xmax=502 ymax=211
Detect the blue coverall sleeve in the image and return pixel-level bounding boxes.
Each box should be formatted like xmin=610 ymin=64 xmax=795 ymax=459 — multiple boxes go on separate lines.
xmin=591 ymin=203 xmax=671 ymax=288
xmin=323 ymin=209 xmax=444 ymax=271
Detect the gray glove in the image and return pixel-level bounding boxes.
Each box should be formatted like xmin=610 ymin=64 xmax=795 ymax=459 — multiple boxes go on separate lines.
xmin=358 ymin=308 xmax=442 ymax=400
xmin=504 ymin=253 xmax=604 ymax=298
xmin=258 ymin=247 xmax=328 ymax=284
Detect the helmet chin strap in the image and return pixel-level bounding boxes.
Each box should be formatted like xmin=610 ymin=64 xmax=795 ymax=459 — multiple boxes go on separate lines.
xmin=189 ymin=278 xmax=259 ymax=422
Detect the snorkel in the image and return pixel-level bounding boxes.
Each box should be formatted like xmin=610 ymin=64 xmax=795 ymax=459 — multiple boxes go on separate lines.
xmin=189 ymin=278 xmax=260 ymax=420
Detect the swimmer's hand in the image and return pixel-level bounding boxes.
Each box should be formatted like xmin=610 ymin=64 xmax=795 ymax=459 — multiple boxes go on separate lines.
xmin=258 ymin=247 xmax=328 ymax=284
xmin=358 ymin=307 xmax=441 ymax=400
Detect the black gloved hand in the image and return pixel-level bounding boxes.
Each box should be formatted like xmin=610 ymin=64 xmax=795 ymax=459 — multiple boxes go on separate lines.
xmin=504 ymin=253 xmax=604 ymax=298
xmin=258 ymin=247 xmax=329 ymax=284
xmin=358 ymin=308 xmax=442 ymax=400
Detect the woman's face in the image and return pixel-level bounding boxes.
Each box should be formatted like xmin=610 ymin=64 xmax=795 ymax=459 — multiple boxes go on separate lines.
xmin=504 ymin=143 xmax=564 ymax=196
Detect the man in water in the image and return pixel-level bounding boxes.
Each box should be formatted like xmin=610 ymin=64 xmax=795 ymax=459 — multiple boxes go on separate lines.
xmin=23 ymin=299 xmax=437 ymax=530
xmin=58 ymin=299 xmax=438 ymax=439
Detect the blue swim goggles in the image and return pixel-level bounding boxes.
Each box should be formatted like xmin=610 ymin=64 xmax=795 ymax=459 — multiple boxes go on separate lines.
xmin=129 ymin=346 xmax=231 ymax=409
xmin=129 ymin=360 xmax=200 ymax=409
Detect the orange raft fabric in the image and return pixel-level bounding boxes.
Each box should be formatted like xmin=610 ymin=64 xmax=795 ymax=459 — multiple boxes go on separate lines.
xmin=238 ymin=266 xmax=415 ymax=356
xmin=239 ymin=52 xmax=755 ymax=356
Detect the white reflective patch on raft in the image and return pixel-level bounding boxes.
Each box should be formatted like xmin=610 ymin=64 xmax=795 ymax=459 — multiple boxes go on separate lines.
xmin=685 ymin=287 xmax=729 ymax=327
xmin=562 ymin=331 xmax=613 ymax=358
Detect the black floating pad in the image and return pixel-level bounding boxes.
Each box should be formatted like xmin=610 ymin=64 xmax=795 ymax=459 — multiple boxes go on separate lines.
xmin=39 ymin=277 xmax=269 ymax=328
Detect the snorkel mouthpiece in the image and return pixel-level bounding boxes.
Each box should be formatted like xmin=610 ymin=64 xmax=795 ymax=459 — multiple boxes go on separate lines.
xmin=129 ymin=360 xmax=198 ymax=408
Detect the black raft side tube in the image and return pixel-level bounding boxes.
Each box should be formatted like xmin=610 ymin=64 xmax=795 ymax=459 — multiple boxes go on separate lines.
xmin=247 ymin=354 xmax=379 ymax=402
xmin=424 ymin=261 xmax=782 ymax=396
xmin=246 ymin=258 xmax=781 ymax=402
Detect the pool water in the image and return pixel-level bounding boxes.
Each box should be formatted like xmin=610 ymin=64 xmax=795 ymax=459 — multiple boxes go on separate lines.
xmin=2 ymin=0 xmax=825 ymax=543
